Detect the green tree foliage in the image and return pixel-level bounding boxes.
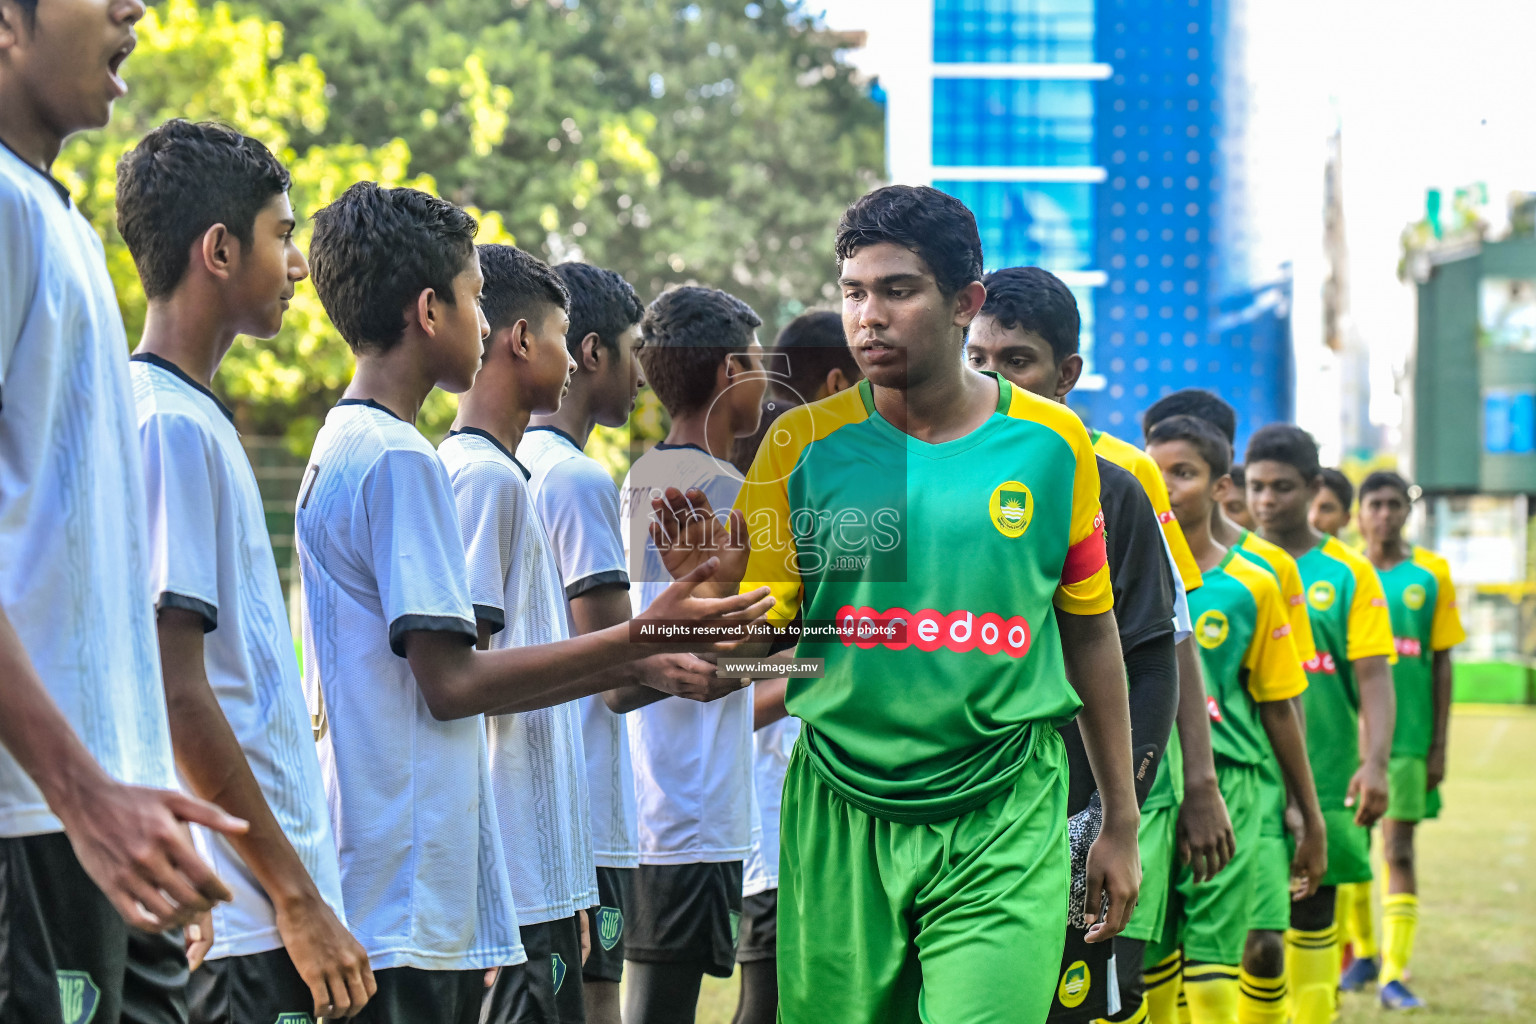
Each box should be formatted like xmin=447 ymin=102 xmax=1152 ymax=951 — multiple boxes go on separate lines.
xmin=265 ymin=0 xmax=885 ymax=332
xmin=55 ymin=0 xmax=516 ymax=448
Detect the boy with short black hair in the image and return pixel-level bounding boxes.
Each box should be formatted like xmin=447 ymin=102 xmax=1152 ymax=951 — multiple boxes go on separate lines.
xmin=618 ymin=284 xmax=768 ymax=1024
xmin=1244 ymin=424 xmax=1396 ymax=1024
xmin=1349 ymin=471 xmax=1464 ymax=1011
xmin=969 ymin=266 xmax=1229 ymax=1024
xmin=298 ymin=183 xmax=770 ymax=1023
xmin=1146 ymin=415 xmax=1328 ymax=1024
xmin=521 ymin=262 xmax=739 ymax=1024
xmin=119 ymin=117 xmax=374 ymax=1023
xmin=721 ymin=186 xmax=1140 ymax=1024
xmin=1311 ymin=468 xmax=1354 ymax=538
xmin=1223 ymin=465 xmax=1254 ymax=530
xmin=0 ymin=7 xmax=247 ymax=1022
xmin=1142 ymin=392 xmax=1318 ymax=1022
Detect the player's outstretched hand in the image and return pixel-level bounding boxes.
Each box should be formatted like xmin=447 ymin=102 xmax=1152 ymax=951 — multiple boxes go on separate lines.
xmin=650 ymin=487 xmax=750 ymax=600
xmin=62 ymin=782 xmax=246 ymax=931
xmin=1345 ymin=759 xmax=1389 ymax=827
xmin=275 ymin=892 xmax=376 ymax=1018
xmin=1176 ymin=777 xmax=1235 ymax=883
xmin=1083 ymin=817 xmax=1140 ymax=943
xmin=1289 ymin=811 xmax=1328 ymax=901
xmin=639 ymin=652 xmax=747 ymax=702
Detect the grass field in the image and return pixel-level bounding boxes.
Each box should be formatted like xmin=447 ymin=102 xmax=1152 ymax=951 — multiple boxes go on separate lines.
xmin=690 ymin=707 xmax=1536 ymax=1023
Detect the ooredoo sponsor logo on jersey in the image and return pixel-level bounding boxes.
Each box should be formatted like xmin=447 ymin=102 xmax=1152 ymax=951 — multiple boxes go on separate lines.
xmin=834 ymin=605 xmax=1034 ymax=657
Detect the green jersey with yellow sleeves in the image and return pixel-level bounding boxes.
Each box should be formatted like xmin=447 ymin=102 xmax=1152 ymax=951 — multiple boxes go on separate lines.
xmin=1378 ymin=546 xmax=1466 ymax=759
xmin=736 ymin=375 xmax=1112 ymax=824
xmin=1297 ymin=535 xmax=1396 ymax=807
xmin=1189 ymin=549 xmax=1308 ymax=767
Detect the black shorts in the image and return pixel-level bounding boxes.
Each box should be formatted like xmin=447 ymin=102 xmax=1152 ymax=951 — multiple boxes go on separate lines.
xmin=354 ymin=967 xmax=484 ymax=1024
xmin=735 ymin=889 xmax=777 ymax=963
xmin=1045 ymin=923 xmax=1115 ymax=1024
xmin=1 ymin=831 xmax=131 ymax=1024
xmin=584 ymin=866 xmax=632 ymax=984
xmin=188 ymin=946 xmax=312 ymax=1023
xmin=483 ymin=915 xmax=586 ymax=1024
xmin=123 ymin=927 xmax=189 ymax=1024
xmin=625 ymin=861 xmax=743 ymax=978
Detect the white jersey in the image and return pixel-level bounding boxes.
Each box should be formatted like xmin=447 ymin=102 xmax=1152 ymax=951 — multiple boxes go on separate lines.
xmin=743 ymin=716 xmax=801 ymax=897
xmin=621 ymin=444 xmax=755 ymax=864
xmin=440 ymin=430 xmax=598 ymax=926
xmin=518 ymin=426 xmax=639 ymax=869
xmin=0 ymin=143 xmax=174 ymax=837
xmin=131 ymin=356 xmax=345 ymax=959
xmin=297 ymin=401 xmax=522 ymax=971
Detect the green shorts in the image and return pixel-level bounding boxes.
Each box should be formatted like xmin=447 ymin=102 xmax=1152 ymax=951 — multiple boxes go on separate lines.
xmin=777 ymin=728 xmax=1070 ymax=1024
xmin=1249 ymin=773 xmax=1292 ymax=932
xmin=1386 ymin=755 xmax=1442 ymax=823
xmin=1121 ymin=804 xmax=1178 ymax=944
xmin=1175 ymin=762 xmax=1264 ymax=966
xmin=1320 ymin=807 xmax=1373 ymax=886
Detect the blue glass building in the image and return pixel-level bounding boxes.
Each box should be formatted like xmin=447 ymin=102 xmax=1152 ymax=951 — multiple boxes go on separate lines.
xmin=885 ymin=0 xmax=1293 ymax=448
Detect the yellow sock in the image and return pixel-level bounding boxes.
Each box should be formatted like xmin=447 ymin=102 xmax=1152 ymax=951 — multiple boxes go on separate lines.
xmin=1346 ymin=880 xmax=1378 ymax=959
xmin=1094 ymin=997 xmax=1149 ymax=1024
xmin=1236 ymin=968 xmax=1287 ymax=1024
xmin=1286 ymin=925 xmax=1339 ymax=1024
xmin=1144 ymin=952 xmax=1184 ymax=1024
xmin=1183 ymin=963 xmax=1240 ymax=1024
xmin=1380 ymin=893 xmax=1420 ymax=985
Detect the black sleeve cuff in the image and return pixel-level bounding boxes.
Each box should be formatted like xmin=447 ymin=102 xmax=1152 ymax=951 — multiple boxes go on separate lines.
xmin=473 ymin=604 xmax=506 ymax=636
xmin=566 ymin=570 xmax=630 ymax=600
xmin=156 ymin=592 xmax=217 ymax=633
xmin=1118 ymin=618 xmax=1177 ymax=654
xmin=388 ymin=614 xmax=477 ymax=657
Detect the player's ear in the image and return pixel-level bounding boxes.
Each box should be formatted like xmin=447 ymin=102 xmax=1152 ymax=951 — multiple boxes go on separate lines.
xmin=507 ymin=319 xmax=533 ymax=361
xmin=953 ymin=280 xmax=987 ymax=327
xmin=1054 ymin=353 xmax=1084 ymax=399
xmin=824 ymin=366 xmax=852 ymax=398
xmin=579 ymin=332 xmax=603 ymax=372
xmin=199 ymin=223 xmax=236 ymax=281
xmin=1214 ymin=472 xmax=1233 ymax=498
xmin=411 ymin=287 xmax=436 ymax=337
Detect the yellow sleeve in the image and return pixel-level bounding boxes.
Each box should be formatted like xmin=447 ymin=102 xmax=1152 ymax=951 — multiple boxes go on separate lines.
xmin=1344 ymin=555 xmax=1397 ymax=663
xmin=1422 ymin=550 xmax=1468 ymax=651
xmin=1239 ymin=566 xmax=1309 ymax=702
xmin=736 ymin=410 xmax=807 ymax=628
xmin=1129 ymin=451 xmax=1204 ymax=593
xmin=1052 ymin=417 xmax=1112 ymax=615
xmin=1272 ymin=551 xmax=1318 ymax=664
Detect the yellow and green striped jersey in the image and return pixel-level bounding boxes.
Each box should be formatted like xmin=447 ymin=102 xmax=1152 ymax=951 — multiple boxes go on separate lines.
xmin=1297 ymin=535 xmax=1396 ymax=806
xmin=738 ymin=374 xmax=1112 ymax=823
xmin=1377 ymin=546 xmax=1466 ymax=759
xmin=1235 ymin=528 xmax=1317 ymax=664
xmin=1189 ymin=549 xmax=1307 ymax=767
xmin=1091 ymin=429 xmax=1203 ymax=593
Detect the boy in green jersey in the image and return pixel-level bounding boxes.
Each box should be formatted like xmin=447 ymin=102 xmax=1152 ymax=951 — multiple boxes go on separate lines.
xmin=1244 ymin=425 xmax=1397 ymax=1024
xmin=658 ymin=186 xmax=1142 ymax=1024
xmin=1351 ymin=471 xmax=1465 ymax=1010
xmin=1147 ymin=416 xmax=1327 ymax=1024
xmin=1310 ymin=469 xmax=1354 ymax=538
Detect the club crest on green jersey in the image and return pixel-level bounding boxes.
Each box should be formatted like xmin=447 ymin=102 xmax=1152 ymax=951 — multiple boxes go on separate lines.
xmin=1307 ymin=580 xmax=1336 ymax=611
xmin=1403 ymin=583 xmax=1426 ymax=610
xmin=56 ymin=971 xmax=100 ymax=1024
xmin=1195 ymin=609 xmax=1229 ymax=649
xmin=552 ymin=953 xmax=568 ymax=993
xmin=597 ymin=905 xmax=623 ymax=951
xmin=273 ymin=1014 xmax=312 ymax=1024
xmin=989 ymin=480 xmax=1034 ymax=539
xmin=1057 ymin=959 xmax=1090 ymax=1008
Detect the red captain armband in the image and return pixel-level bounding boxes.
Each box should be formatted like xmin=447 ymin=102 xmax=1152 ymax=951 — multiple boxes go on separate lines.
xmin=1061 ymin=511 xmax=1108 ymax=585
